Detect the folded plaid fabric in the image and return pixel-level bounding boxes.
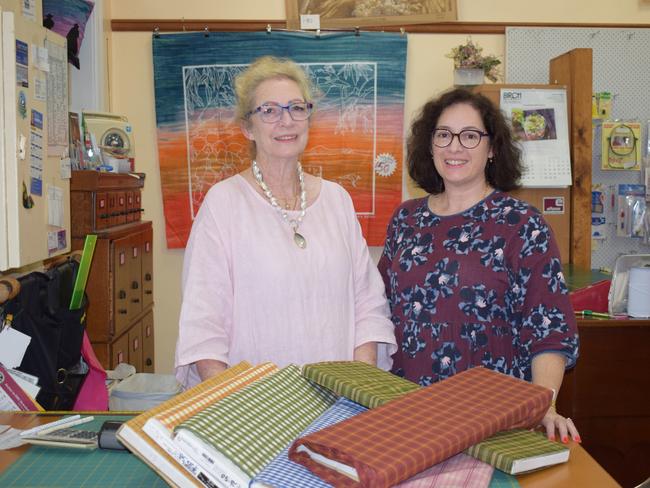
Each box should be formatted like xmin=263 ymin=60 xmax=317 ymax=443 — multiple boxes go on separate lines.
xmin=396 ymin=453 xmax=493 ymax=488
xmin=251 ymin=397 xmax=367 ymax=488
xmin=177 ymin=364 xmax=337 ymax=479
xmin=154 ymin=361 xmax=274 ymax=433
xmin=465 ymin=429 xmax=569 ymax=474
xmin=289 ymin=367 xmax=552 ymax=488
xmin=301 ymin=361 xmax=420 ymax=408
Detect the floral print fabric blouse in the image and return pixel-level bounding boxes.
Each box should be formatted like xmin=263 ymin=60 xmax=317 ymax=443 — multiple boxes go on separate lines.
xmin=378 ymin=191 xmax=579 ymax=386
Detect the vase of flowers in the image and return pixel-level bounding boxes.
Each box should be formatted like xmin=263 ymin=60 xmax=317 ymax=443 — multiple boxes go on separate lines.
xmin=447 ymin=39 xmax=501 ymax=85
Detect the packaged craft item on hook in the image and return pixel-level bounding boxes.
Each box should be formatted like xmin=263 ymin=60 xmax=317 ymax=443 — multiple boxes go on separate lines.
xmin=601 ymin=120 xmax=641 ymax=170
xmin=616 ymin=184 xmax=646 ymax=238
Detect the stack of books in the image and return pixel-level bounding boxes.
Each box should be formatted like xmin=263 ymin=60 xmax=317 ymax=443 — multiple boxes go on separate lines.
xmin=118 ymin=362 xmax=569 ymax=488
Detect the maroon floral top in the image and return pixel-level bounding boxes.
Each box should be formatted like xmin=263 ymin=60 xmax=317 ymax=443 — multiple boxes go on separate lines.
xmin=378 ymin=191 xmax=579 ymax=386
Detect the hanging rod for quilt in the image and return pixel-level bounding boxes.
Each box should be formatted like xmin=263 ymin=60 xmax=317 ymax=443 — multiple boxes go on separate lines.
xmin=111 ymin=19 xmax=650 ymax=35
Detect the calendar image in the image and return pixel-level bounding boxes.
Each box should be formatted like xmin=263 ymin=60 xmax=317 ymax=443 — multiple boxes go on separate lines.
xmin=500 ymin=88 xmax=572 ymax=187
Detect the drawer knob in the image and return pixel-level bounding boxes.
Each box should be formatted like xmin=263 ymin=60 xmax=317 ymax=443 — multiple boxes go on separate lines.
xmin=132 ymin=298 xmax=140 ymax=303
xmin=145 ymin=290 xmax=152 ymax=295
xmin=118 ymin=290 xmax=127 ymax=299
xmin=145 ymin=273 xmax=152 ymax=281
xmin=118 ymin=308 xmax=127 ymax=314
xmin=146 ymin=358 xmax=153 ymax=366
xmin=131 ymin=281 xmax=139 ymax=290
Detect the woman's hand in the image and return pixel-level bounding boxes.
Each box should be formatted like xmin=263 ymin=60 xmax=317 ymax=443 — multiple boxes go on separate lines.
xmin=353 ymin=342 xmax=377 ymax=366
xmin=540 ymin=404 xmax=581 ymax=443
xmin=196 ymin=359 xmax=228 ymax=381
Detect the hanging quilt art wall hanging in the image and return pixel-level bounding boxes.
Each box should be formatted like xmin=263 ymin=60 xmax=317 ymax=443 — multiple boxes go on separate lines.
xmin=152 ymin=31 xmax=407 ymax=248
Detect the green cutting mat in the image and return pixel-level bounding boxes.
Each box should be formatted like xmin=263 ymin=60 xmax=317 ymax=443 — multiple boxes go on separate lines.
xmin=0 ymin=415 xmax=167 ymax=488
xmin=0 ymin=415 xmax=521 ymax=488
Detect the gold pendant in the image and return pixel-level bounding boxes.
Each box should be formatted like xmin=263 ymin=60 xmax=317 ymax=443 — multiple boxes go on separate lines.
xmin=293 ymin=232 xmax=307 ymax=249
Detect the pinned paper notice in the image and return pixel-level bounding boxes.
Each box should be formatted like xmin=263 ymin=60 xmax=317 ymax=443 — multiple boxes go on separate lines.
xmin=48 ymin=185 xmax=64 ymax=227
xmin=300 ymin=14 xmax=320 ymax=30
xmin=0 ymin=327 xmax=31 ymax=369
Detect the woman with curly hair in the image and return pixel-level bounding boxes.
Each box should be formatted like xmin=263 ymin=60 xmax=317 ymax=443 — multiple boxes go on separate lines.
xmin=379 ymin=88 xmax=580 ymax=443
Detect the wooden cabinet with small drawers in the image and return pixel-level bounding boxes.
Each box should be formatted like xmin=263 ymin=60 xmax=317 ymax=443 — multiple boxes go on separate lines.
xmin=71 ymin=171 xmax=154 ymax=372
xmin=70 ymin=170 xmax=144 ymax=234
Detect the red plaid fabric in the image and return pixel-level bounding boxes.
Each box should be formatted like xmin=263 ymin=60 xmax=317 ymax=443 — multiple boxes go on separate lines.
xmin=288 ymin=367 xmax=552 ymax=488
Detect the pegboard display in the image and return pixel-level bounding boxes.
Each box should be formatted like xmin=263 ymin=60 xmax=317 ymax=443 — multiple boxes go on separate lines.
xmin=506 ymin=27 xmax=650 ymax=270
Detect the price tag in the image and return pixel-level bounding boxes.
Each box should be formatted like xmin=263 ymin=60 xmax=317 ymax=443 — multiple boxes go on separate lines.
xmin=300 ymin=14 xmax=320 ymax=30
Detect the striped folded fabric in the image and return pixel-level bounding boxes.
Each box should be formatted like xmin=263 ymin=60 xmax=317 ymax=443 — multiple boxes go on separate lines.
xmin=301 ymin=361 xmax=421 ymax=408
xmin=289 ymin=367 xmax=552 ymax=488
xmin=396 ymin=453 xmax=493 ymax=488
xmin=251 ymin=397 xmax=367 ymax=488
xmin=154 ymin=361 xmax=275 ymax=433
xmin=177 ymin=364 xmax=337 ymax=480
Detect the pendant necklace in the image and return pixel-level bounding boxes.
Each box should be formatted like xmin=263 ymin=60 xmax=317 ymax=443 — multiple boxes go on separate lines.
xmin=252 ymin=160 xmax=307 ymax=249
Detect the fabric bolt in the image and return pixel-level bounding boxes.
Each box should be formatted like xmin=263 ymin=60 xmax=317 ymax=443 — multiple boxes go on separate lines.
xmin=301 ymin=361 xmax=420 ymax=409
xmin=251 ymin=397 xmax=367 ymax=488
xmin=156 ymin=362 xmax=275 ymax=431
xmin=396 ymin=453 xmax=493 ymax=488
xmin=465 ymin=429 xmax=568 ymax=474
xmin=288 ymin=367 xmax=552 ymax=488
xmin=378 ymin=192 xmax=579 ymax=386
xmin=177 ymin=364 xmax=337 ymax=478
xmin=175 ymin=175 xmax=397 ymax=388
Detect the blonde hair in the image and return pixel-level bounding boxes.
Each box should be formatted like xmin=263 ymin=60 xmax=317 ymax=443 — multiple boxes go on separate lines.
xmin=234 ymin=56 xmax=317 ymax=122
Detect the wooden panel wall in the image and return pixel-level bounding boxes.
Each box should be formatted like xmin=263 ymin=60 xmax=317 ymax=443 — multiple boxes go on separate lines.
xmin=549 ymin=49 xmax=593 ymax=270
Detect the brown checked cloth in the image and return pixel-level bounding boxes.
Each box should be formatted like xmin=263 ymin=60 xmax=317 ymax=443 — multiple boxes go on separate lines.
xmin=288 ymin=367 xmax=552 ymax=488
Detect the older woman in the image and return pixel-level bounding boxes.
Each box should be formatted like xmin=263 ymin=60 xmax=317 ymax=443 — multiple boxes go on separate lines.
xmin=175 ymin=56 xmax=396 ymax=388
xmin=379 ymin=88 xmax=580 ymax=443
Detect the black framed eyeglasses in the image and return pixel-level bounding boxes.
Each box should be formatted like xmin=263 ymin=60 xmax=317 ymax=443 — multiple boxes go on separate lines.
xmin=247 ymin=102 xmax=314 ymax=123
xmin=432 ymin=128 xmax=490 ymax=149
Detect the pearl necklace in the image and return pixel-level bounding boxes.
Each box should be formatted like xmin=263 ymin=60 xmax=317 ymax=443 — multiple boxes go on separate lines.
xmin=251 ymin=160 xmax=307 ymax=249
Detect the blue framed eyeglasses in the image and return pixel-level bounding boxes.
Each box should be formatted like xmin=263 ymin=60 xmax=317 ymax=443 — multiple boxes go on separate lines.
xmin=247 ymin=102 xmax=314 ymax=123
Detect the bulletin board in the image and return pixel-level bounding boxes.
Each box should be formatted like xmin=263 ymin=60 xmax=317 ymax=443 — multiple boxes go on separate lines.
xmin=1 ymin=9 xmax=71 ymax=271
xmin=506 ymin=26 xmax=650 ymax=270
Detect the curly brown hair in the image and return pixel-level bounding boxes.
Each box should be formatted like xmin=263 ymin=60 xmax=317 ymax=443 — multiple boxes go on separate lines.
xmin=407 ymin=88 xmax=522 ymax=194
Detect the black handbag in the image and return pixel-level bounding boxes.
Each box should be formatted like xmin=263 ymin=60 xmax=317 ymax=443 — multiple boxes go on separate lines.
xmin=2 ymin=258 xmax=87 ymax=410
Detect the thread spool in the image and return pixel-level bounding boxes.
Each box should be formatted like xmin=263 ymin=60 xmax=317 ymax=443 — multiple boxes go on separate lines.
xmin=627 ymin=267 xmax=650 ymax=317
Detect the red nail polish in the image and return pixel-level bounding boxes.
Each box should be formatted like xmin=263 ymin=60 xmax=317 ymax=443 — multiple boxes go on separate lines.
xmin=562 ymin=436 xmax=569 ymax=443
xmin=575 ymin=435 xmax=582 ymax=443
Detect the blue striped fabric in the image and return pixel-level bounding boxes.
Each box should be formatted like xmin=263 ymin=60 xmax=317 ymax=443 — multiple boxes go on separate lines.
xmin=250 ymin=397 xmax=367 ymax=488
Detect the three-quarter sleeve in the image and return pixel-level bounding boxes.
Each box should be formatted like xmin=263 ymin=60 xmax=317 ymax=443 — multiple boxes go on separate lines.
xmin=174 ymin=189 xmax=234 ymax=387
xmin=512 ymin=212 xmax=579 ymax=371
xmin=340 ymin=189 xmax=397 ymax=370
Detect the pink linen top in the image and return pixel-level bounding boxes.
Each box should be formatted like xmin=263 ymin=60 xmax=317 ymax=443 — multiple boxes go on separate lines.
xmin=175 ymin=174 xmax=396 ymax=388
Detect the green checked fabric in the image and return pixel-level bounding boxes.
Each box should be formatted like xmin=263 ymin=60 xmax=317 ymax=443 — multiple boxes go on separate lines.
xmin=176 ymin=364 xmax=336 ymax=477
xmin=466 ymin=429 xmax=569 ymax=474
xmin=301 ymin=361 xmax=421 ymax=408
